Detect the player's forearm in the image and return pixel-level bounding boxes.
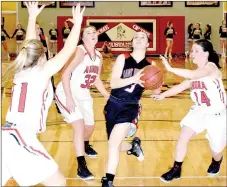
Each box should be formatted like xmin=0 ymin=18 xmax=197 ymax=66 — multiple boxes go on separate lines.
xmin=161 ymin=80 xmax=190 ymax=98
xmin=110 ymin=77 xmax=135 ymax=89
xmin=170 ymin=68 xmax=195 ymax=79
xmin=62 ymin=23 xmax=81 ymax=55
xmin=26 ymin=17 xmax=37 ymax=40
xmin=95 ymin=78 xmax=110 ymax=98
xmin=62 ymin=74 xmax=73 ymax=99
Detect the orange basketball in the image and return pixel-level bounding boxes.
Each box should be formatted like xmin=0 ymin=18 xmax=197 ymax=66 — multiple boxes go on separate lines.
xmin=140 ymin=65 xmax=163 ymax=90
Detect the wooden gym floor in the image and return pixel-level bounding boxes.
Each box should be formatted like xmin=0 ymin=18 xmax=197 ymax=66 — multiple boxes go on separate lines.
xmin=1 ymin=51 xmax=227 ymax=186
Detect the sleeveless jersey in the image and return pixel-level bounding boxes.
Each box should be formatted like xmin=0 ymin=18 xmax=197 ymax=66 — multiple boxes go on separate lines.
xmin=5 ymin=66 xmax=53 ymax=134
xmin=56 ymin=44 xmax=102 ymax=100
xmin=190 ymin=76 xmax=226 ymax=113
xmin=110 ymin=54 xmax=151 ymax=102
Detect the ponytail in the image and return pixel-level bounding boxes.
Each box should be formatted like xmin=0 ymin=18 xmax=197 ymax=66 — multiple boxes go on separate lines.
xmin=208 ymin=50 xmax=221 ymax=69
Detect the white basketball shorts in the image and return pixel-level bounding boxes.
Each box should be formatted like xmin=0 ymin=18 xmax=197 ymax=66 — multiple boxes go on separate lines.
xmin=180 ymin=105 xmax=226 ymax=153
xmin=55 ymin=92 xmax=94 ymax=126
xmin=2 ymin=127 xmax=58 ymax=186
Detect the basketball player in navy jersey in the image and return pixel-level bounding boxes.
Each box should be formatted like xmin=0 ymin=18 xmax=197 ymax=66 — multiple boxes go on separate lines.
xmin=101 ymin=31 xmax=161 ymax=187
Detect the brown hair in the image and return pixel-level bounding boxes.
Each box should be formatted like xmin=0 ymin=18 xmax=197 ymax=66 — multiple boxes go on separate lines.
xmin=78 ymin=25 xmax=96 ymax=45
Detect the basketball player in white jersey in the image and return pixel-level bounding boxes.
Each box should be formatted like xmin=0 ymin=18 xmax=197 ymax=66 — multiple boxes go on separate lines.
xmin=2 ymin=2 xmax=85 ymax=186
xmin=151 ymin=39 xmax=226 ymax=183
xmin=55 ymin=25 xmax=110 ymax=180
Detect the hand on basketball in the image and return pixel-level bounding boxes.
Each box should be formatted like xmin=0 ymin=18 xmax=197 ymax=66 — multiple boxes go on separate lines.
xmin=66 ymin=97 xmax=76 ymax=113
xmin=67 ymin=4 xmax=85 ymax=26
xmin=159 ymin=55 xmax=172 ymax=72
xmin=150 ymin=94 xmax=165 ymax=101
xmin=134 ymin=69 xmax=145 ymax=87
xmin=25 ymin=2 xmax=46 ymax=19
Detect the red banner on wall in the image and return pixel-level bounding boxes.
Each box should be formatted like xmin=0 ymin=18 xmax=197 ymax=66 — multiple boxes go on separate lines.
xmin=57 ymin=16 xmax=185 ymax=55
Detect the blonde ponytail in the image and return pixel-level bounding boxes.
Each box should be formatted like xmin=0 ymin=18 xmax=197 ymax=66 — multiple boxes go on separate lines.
xmin=2 ymin=39 xmax=45 ymax=85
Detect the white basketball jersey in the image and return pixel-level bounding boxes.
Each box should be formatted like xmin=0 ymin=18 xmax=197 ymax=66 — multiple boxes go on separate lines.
xmin=190 ymin=76 xmax=226 ymax=113
xmin=57 ymin=44 xmax=102 ymax=100
xmin=6 ymin=66 xmax=53 ymax=134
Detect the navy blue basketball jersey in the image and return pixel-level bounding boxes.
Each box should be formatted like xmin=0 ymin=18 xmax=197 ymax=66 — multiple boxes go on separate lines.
xmin=110 ymin=54 xmax=151 ymax=102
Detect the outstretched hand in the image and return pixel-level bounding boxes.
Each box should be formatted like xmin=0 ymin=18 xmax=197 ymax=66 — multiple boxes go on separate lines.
xmin=159 ymin=55 xmax=172 ymax=72
xmin=67 ymin=3 xmax=85 ymax=25
xmin=25 ymin=2 xmax=45 ymax=19
xmin=150 ymin=94 xmax=165 ymax=101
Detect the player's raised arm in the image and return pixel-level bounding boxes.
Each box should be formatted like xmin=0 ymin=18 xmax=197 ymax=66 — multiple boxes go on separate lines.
xmin=25 ymin=2 xmax=45 ymax=40
xmin=42 ymin=4 xmax=85 ymax=78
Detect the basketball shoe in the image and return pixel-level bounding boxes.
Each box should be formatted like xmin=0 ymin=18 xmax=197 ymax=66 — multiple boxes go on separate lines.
xmin=77 ymin=160 xmax=94 ymax=180
xmin=160 ymin=166 xmax=181 ymax=183
xmin=85 ymin=143 xmax=98 ymax=157
xmin=127 ymin=137 xmax=144 ymax=161
xmin=101 ymin=177 xmax=114 ymax=187
xmin=207 ymin=157 xmax=223 ymax=176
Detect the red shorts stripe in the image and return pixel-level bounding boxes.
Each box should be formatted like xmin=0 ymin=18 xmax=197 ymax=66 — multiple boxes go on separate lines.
xmin=29 ymin=146 xmax=50 ymax=160
xmin=55 ymin=94 xmax=70 ymax=114
xmin=2 ymin=128 xmax=27 ymax=146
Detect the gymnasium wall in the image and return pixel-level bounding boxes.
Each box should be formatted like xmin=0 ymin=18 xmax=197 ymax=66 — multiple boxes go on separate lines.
xmin=2 ymin=2 xmax=16 ymax=11
xmin=18 ymin=1 xmax=224 ymax=54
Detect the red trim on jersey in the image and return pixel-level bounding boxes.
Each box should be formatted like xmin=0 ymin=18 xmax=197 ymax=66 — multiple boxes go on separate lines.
xmin=18 ymin=83 xmax=28 ymax=112
xmin=83 ymin=44 xmax=96 ymax=61
xmin=84 ymin=52 xmax=89 ymax=56
xmin=39 ymin=89 xmax=46 ymax=132
xmin=2 ymin=128 xmax=27 ymax=146
xmin=55 ymin=95 xmax=70 ymax=114
xmin=29 ymin=146 xmax=50 ymax=160
xmin=10 ymin=87 xmax=15 ymax=112
xmin=124 ymin=53 xmax=131 ymax=59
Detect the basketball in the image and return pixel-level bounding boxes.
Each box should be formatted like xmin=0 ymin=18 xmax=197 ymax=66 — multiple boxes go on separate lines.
xmin=140 ymin=65 xmax=163 ymax=90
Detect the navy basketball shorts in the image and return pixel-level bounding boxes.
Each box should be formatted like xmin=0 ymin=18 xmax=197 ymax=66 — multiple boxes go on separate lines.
xmin=104 ymin=96 xmax=140 ymax=139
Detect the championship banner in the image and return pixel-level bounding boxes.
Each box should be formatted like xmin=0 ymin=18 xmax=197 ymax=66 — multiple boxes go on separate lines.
xmin=85 ymin=18 xmax=156 ymax=53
